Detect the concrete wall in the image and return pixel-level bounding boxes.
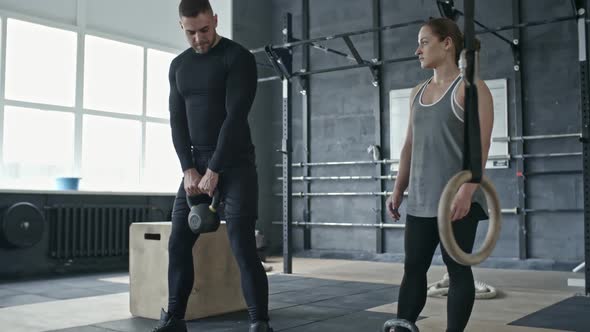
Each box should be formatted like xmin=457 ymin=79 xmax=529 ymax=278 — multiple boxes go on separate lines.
xmin=267 ymin=0 xmax=585 ymax=270
xmin=232 ymin=0 xmax=275 ymax=245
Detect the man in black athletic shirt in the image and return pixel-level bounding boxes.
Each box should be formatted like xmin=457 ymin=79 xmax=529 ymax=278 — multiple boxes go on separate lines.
xmin=151 ymin=1 xmax=272 ymax=331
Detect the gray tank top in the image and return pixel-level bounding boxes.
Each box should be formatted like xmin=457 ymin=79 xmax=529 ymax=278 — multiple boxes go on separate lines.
xmin=405 ymin=75 xmax=488 ymax=218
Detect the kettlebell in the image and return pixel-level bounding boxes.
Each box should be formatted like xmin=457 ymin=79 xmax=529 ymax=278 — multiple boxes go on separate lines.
xmin=187 ymin=191 xmax=221 ymax=234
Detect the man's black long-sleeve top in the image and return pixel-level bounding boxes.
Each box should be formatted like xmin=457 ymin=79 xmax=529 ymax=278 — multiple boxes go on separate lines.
xmin=168 ymin=37 xmax=257 ymax=173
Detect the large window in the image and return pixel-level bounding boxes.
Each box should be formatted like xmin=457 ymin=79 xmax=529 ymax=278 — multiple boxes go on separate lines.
xmin=2 ymin=107 xmax=75 ymax=189
xmin=81 ymin=115 xmax=142 ymax=190
xmin=83 ymin=35 xmax=144 ymax=115
xmin=5 ymin=19 xmax=77 ymax=107
xmin=144 ymin=123 xmax=180 ymax=192
xmin=0 ymin=17 xmax=180 ymax=192
xmin=146 ymin=49 xmax=176 ymax=120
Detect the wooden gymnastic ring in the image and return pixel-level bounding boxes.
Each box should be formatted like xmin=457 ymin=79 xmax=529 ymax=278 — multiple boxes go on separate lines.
xmin=437 ymin=170 xmax=502 ymax=266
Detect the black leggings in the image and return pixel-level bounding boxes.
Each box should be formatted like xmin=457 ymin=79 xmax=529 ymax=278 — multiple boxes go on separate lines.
xmin=167 ymin=152 xmax=269 ymax=323
xmin=396 ymin=204 xmax=485 ymax=332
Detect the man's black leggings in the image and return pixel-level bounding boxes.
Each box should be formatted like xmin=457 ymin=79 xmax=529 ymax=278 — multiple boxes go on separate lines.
xmin=396 ymin=203 xmax=485 ymax=332
xmin=166 ymin=151 xmax=269 ymax=323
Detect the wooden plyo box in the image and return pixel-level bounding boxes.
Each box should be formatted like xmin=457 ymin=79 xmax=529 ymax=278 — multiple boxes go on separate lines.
xmin=129 ymin=222 xmax=246 ymax=320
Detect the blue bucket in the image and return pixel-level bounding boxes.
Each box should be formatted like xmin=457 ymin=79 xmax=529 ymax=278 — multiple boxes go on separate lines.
xmin=55 ymin=177 xmax=81 ymax=191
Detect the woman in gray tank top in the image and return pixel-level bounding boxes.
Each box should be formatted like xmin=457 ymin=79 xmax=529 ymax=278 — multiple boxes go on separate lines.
xmin=385 ymin=18 xmax=494 ymax=332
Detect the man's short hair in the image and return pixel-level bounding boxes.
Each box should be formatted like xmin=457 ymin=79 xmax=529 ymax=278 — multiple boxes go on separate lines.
xmin=179 ymin=0 xmax=213 ymax=17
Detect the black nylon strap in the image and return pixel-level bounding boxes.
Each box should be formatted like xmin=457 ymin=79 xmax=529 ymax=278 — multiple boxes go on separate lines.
xmin=462 ymin=0 xmax=483 ymax=183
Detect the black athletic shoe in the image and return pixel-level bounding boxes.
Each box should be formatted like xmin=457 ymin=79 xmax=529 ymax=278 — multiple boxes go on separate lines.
xmin=249 ymin=321 xmax=274 ymax=332
xmin=150 ymin=309 xmax=187 ymax=332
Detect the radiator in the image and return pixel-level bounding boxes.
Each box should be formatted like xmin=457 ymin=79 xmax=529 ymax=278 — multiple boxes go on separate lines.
xmin=48 ymin=205 xmax=152 ymax=259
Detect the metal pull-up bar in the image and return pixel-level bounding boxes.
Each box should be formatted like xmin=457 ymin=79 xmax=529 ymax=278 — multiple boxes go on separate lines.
xmin=254 ymin=5 xmax=584 ymax=84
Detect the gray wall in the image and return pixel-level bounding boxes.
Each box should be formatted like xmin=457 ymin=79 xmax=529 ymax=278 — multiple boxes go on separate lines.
xmin=266 ymin=0 xmax=584 ymax=270
xmin=232 ymin=0 xmax=275 ymax=244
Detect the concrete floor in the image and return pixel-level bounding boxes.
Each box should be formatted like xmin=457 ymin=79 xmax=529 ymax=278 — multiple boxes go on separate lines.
xmin=0 ymin=257 xmax=587 ymax=332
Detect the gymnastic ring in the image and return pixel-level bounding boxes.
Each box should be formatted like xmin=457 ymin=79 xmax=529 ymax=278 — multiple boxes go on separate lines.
xmin=382 ymin=318 xmax=419 ymax=332
xmin=437 ymin=170 xmax=502 ymax=266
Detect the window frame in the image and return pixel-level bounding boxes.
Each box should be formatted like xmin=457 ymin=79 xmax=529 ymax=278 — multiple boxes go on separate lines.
xmin=0 ymin=10 xmax=182 ymax=194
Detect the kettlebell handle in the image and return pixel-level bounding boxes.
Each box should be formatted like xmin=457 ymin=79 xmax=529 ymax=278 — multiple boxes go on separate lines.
xmin=209 ymin=191 xmax=220 ymax=213
xmin=186 ymin=191 xmax=221 ymax=212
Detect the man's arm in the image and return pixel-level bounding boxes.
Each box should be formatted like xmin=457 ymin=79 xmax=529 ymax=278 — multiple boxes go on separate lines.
xmin=168 ymin=59 xmax=194 ymax=172
xmin=208 ymin=50 xmax=258 ymax=172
